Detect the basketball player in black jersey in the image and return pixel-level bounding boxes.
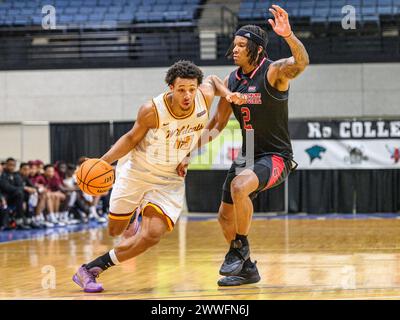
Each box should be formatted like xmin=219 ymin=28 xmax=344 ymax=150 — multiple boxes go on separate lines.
xmin=177 ymin=5 xmax=309 ymax=286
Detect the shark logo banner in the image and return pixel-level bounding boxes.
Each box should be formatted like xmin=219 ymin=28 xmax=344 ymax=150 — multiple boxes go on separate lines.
xmin=290 ymin=119 xmax=400 ymax=169
xmin=189 ymin=119 xmax=400 ymax=170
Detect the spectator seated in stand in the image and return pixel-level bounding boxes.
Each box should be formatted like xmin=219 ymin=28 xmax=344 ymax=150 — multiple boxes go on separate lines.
xmin=0 ymin=158 xmax=31 ymax=230
xmin=0 ymin=162 xmax=10 ymax=231
xmin=35 ymin=164 xmax=68 ymax=227
xmin=62 ymin=164 xmax=81 ymax=225
xmin=28 ymin=160 xmax=52 ymax=228
xmin=18 ymin=162 xmax=41 ymax=229
xmin=55 ymin=161 xmax=67 ymax=181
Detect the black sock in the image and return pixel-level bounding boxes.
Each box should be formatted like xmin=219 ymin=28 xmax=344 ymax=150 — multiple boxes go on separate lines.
xmin=235 ymin=234 xmax=249 ymax=247
xmin=85 ymin=252 xmax=115 ymax=271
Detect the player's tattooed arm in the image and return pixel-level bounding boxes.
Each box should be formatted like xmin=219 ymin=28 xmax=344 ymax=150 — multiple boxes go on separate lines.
xmin=267 ymin=5 xmax=309 ymax=89
xmin=101 ymin=102 xmax=157 ymax=164
xmin=271 ymin=37 xmax=309 ymax=79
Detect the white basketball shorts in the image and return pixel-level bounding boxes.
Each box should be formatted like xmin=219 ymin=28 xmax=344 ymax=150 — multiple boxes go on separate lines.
xmin=109 ymin=154 xmax=185 ymax=231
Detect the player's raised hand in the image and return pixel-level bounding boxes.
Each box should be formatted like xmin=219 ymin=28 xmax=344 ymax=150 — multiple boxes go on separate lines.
xmin=268 ymin=4 xmax=292 ymax=38
xmin=226 ymin=92 xmax=247 ymax=105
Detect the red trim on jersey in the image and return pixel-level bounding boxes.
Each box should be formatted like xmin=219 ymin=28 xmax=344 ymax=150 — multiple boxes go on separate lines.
xmin=263 ymin=155 xmax=285 ymax=190
xmin=235 ymin=69 xmax=241 ymax=80
xmin=235 ymin=57 xmax=267 ymax=81
xmin=250 ymin=57 xmax=267 ymax=79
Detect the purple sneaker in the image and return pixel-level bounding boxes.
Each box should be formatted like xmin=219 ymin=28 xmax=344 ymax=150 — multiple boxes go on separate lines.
xmin=72 ymin=265 xmax=104 ymax=293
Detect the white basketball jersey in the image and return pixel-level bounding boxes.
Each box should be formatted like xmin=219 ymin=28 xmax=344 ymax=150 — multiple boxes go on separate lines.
xmin=129 ymin=89 xmax=209 ymax=175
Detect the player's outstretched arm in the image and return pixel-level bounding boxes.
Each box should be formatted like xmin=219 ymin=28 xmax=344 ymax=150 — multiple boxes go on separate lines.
xmin=200 ymin=75 xmax=246 ymax=108
xmin=267 ymin=5 xmax=309 ymax=90
xmin=176 ymin=77 xmax=233 ymax=177
xmin=199 ymin=96 xmax=233 ymax=148
xmin=101 ymin=101 xmax=157 ymax=165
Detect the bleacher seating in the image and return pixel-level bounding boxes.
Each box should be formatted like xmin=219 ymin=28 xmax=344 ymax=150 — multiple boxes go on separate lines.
xmin=0 ymin=0 xmax=202 ymax=27
xmin=238 ymin=0 xmax=400 ymax=29
xmin=0 ymin=0 xmax=399 ymax=68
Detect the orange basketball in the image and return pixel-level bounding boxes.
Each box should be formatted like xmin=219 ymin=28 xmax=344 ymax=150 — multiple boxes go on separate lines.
xmin=76 ymin=158 xmax=115 ymax=196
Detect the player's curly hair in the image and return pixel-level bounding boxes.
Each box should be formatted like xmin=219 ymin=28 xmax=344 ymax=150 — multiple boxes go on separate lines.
xmin=165 ymin=60 xmax=204 ymax=86
xmin=226 ymin=25 xmax=268 ymax=66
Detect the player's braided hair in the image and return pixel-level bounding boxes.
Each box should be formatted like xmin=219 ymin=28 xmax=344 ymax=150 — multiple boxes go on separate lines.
xmin=165 ymin=60 xmax=204 ymax=86
xmin=226 ymin=25 xmax=268 ymax=66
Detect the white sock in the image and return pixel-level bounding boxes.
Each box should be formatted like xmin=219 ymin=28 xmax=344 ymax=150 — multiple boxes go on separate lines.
xmin=109 ymin=249 xmax=121 ymax=265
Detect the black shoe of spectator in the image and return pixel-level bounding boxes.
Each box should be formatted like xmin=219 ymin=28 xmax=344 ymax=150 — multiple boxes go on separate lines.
xmin=17 ymin=223 xmax=31 ymax=230
xmin=16 ymin=219 xmax=31 ymax=230
xmin=30 ymin=221 xmax=42 ymax=229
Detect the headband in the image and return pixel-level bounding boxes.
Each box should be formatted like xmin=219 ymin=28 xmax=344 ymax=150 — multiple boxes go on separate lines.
xmin=235 ymin=28 xmax=266 ymax=48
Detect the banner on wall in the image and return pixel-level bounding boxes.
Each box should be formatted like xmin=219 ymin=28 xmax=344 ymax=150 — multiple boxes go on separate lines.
xmin=188 ymin=119 xmax=242 ymax=170
xmin=189 ymin=119 xmax=400 ymax=170
xmin=292 ymin=120 xmax=400 ymax=169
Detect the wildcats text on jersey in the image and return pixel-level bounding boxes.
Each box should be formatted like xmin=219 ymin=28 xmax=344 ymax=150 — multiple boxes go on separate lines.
xmin=166 ymin=123 xmax=205 ymax=139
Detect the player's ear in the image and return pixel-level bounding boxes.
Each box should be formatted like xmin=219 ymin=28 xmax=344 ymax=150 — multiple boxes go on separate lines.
xmin=169 ymin=84 xmax=174 ymax=91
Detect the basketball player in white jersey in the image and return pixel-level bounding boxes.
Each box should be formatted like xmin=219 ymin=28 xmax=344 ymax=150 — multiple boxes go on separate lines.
xmin=72 ymin=60 xmax=246 ymax=292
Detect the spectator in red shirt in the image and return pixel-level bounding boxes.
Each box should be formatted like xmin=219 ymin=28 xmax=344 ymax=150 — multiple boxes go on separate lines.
xmin=36 ymin=164 xmax=67 ymax=226
xmin=28 ymin=161 xmax=52 ymax=227
xmin=29 ymin=161 xmax=44 ymax=186
xmin=55 ymin=161 xmax=67 ymax=181
xmin=35 ymin=160 xmax=45 ymax=175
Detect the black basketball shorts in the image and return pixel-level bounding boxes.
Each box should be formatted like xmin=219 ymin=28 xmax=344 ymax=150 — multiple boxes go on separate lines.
xmin=222 ymin=154 xmax=294 ymax=204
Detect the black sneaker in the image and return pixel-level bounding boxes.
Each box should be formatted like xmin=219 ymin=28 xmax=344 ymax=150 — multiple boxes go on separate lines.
xmin=218 ymin=260 xmax=261 ymax=286
xmin=219 ymin=239 xmax=250 ymax=276
xmin=16 ymin=223 xmax=31 ymax=230
xmin=29 ymin=220 xmax=42 ymax=229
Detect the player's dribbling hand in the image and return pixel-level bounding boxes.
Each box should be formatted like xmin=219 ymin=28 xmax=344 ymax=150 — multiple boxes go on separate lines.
xmin=176 ymin=154 xmax=190 ymax=177
xmin=226 ymin=92 xmax=247 ymax=105
xmin=268 ymin=4 xmax=292 ymax=38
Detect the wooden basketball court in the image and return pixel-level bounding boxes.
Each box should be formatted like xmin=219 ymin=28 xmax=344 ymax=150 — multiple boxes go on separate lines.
xmin=2 ymin=215 xmax=400 ymax=300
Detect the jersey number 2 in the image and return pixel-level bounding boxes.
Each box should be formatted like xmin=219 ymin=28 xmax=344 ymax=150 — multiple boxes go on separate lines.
xmin=241 ymin=107 xmax=253 ymax=130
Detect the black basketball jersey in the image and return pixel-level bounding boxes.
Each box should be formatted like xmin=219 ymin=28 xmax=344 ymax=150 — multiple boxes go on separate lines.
xmin=228 ymin=57 xmax=293 ymax=161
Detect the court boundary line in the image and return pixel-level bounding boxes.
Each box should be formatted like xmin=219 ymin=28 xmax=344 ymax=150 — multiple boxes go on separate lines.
xmin=8 ymin=285 xmax=400 ymax=300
